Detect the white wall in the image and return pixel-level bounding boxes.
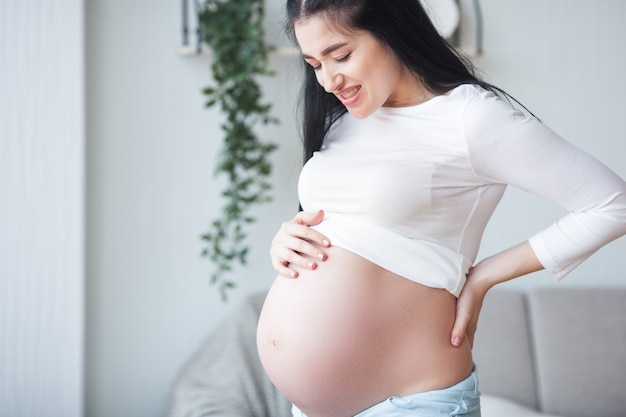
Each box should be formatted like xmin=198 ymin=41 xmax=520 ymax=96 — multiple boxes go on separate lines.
xmin=85 ymin=1 xmax=626 ymax=417
xmin=0 ymin=1 xmax=85 ymax=416
xmin=85 ymin=1 xmax=301 ymax=417
xmin=469 ymin=0 xmax=626 ymax=290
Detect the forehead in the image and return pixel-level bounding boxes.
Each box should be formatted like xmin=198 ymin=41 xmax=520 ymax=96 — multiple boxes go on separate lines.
xmin=294 ymin=15 xmax=359 ymax=56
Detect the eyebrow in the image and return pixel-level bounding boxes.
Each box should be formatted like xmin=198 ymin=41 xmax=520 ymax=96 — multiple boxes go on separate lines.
xmin=301 ymin=42 xmax=349 ymax=60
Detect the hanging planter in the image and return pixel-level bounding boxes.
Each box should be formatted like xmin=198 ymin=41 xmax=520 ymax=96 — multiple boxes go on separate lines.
xmin=197 ymin=0 xmax=278 ymax=300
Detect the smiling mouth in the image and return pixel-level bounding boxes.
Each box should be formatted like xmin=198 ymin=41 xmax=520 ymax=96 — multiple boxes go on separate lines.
xmin=340 ymin=86 xmax=360 ymax=100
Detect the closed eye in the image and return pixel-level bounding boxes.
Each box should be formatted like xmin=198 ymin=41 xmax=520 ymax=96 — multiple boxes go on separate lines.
xmin=303 ymin=59 xmax=321 ymax=71
xmin=308 ymin=53 xmax=351 ymax=71
xmin=336 ymin=52 xmax=351 ymax=63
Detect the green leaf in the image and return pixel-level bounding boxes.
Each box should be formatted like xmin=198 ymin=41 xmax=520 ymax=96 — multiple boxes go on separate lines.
xmin=199 ymin=0 xmax=279 ymax=302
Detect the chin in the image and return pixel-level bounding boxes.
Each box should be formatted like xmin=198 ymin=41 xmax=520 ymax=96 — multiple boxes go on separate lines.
xmin=346 ymin=106 xmax=375 ymax=119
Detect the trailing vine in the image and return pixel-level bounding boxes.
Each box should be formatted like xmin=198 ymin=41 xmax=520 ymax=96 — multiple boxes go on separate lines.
xmin=198 ymin=0 xmax=278 ymax=301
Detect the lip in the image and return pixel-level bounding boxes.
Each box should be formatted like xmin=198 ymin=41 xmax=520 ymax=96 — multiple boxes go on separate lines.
xmin=335 ymin=85 xmax=361 ymax=106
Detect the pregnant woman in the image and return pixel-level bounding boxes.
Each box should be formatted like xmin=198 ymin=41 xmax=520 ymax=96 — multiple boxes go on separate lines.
xmin=257 ymin=1 xmax=626 ymax=416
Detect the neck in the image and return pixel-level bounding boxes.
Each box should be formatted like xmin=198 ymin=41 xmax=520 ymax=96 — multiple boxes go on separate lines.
xmin=385 ymin=71 xmax=435 ymax=107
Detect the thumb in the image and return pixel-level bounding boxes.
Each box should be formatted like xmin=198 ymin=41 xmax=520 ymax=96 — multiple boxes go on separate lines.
xmin=296 ymin=209 xmax=325 ymax=226
xmin=451 ymin=309 xmax=469 ymax=348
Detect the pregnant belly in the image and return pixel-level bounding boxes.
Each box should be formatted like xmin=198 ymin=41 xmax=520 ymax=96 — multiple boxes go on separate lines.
xmin=256 ymin=246 xmax=473 ymax=417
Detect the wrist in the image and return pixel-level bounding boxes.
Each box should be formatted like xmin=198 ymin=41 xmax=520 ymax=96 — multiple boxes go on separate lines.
xmin=469 ymin=241 xmax=544 ymax=290
xmin=466 ymin=259 xmax=497 ymax=295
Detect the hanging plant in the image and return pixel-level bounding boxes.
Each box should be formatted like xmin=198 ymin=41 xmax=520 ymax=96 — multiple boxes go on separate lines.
xmin=197 ymin=0 xmax=279 ymax=301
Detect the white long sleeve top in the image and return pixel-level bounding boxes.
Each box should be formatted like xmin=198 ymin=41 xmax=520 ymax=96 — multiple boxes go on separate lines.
xmin=298 ymin=84 xmax=626 ymax=296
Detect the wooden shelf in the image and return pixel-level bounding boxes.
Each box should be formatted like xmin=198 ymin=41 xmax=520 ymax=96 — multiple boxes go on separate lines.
xmin=178 ymin=45 xmax=481 ymax=58
xmin=178 ymin=45 xmax=301 ymax=57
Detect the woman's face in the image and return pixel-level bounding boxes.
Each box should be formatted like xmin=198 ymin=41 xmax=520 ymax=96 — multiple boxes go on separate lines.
xmin=295 ymin=15 xmax=427 ymax=119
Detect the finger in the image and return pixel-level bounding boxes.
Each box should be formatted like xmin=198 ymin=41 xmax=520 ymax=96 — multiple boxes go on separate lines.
xmin=289 ymin=234 xmax=328 ymax=260
xmin=270 ymin=234 xmax=327 ymax=273
xmin=271 ymin=259 xmax=299 ymax=279
xmin=271 ymin=240 xmax=325 ymax=271
xmin=451 ymin=325 xmax=466 ymax=348
xmin=451 ymin=308 xmax=470 ymax=348
xmin=269 ymin=211 xmax=331 ymax=276
xmin=285 ymin=221 xmax=330 ymax=249
xmin=293 ymin=211 xmax=331 ymax=246
xmin=273 ymin=223 xmax=330 ymax=258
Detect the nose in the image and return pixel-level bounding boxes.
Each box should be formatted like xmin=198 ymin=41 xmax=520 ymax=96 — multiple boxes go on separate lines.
xmin=318 ymin=65 xmax=342 ymax=93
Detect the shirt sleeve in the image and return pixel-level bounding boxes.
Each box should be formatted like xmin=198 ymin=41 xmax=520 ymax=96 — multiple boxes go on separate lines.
xmin=463 ymin=88 xmax=626 ymax=279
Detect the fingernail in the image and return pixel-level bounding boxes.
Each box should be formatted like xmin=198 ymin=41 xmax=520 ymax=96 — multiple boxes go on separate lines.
xmin=290 ymin=271 xmax=298 ymax=279
xmin=453 ymin=337 xmax=461 ymax=347
xmin=322 ymin=239 xmax=331 ymax=247
xmin=317 ymin=253 xmax=327 ymax=261
xmin=307 ymin=261 xmax=317 ymax=270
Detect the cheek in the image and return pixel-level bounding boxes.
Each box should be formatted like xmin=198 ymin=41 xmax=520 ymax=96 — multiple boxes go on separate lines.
xmin=378 ymin=69 xmax=404 ymax=99
xmin=314 ymin=71 xmax=324 ymax=88
xmin=363 ymin=63 xmax=393 ymax=90
xmin=366 ymin=75 xmax=395 ymax=105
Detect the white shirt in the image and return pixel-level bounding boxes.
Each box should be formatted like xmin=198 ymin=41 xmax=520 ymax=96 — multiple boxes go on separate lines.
xmin=298 ymin=84 xmax=626 ymax=296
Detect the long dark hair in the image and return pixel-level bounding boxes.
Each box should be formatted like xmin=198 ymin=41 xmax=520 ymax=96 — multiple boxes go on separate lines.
xmin=286 ymin=0 xmax=510 ymax=162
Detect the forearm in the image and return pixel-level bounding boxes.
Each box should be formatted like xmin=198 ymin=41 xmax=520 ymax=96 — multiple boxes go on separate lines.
xmin=469 ymin=240 xmax=544 ymax=292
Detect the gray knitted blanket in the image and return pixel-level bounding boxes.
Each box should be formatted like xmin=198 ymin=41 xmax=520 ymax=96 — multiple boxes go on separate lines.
xmin=165 ymin=293 xmax=292 ymax=417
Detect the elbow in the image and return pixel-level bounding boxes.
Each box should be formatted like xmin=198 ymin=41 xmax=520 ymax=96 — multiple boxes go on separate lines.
xmin=609 ymin=187 xmax=626 ymax=235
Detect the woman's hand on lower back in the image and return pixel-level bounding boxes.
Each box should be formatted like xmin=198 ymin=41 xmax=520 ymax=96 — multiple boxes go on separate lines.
xmin=450 ymin=266 xmax=489 ymax=349
xmin=450 ymin=241 xmax=543 ymax=348
xmin=270 ymin=210 xmax=331 ymax=278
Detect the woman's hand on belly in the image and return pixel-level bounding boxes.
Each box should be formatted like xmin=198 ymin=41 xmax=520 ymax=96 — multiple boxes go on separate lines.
xmin=270 ymin=210 xmax=331 ymax=278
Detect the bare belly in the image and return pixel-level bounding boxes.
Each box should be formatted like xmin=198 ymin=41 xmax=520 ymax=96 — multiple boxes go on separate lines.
xmin=256 ymin=246 xmax=473 ymax=417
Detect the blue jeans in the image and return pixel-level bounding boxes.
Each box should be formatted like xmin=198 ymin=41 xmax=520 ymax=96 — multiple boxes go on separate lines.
xmin=292 ymin=366 xmax=481 ymax=417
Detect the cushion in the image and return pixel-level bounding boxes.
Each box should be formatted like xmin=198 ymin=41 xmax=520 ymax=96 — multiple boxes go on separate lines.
xmin=529 ymin=288 xmax=626 ymax=417
xmin=164 ymin=293 xmax=292 ymax=417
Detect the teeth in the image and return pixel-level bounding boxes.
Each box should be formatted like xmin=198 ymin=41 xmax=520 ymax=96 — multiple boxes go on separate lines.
xmin=342 ymin=87 xmax=359 ymax=99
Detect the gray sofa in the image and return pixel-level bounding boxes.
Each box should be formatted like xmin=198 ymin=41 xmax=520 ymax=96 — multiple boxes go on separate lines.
xmin=165 ymin=288 xmax=626 ymax=417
